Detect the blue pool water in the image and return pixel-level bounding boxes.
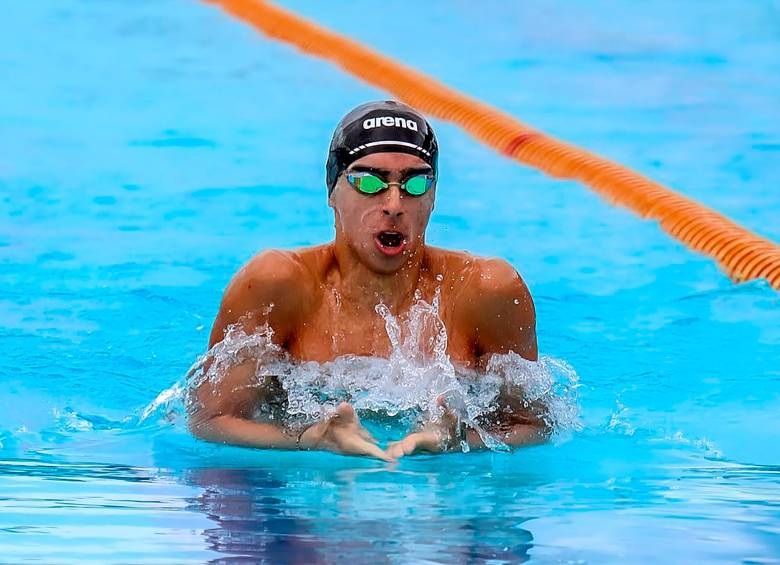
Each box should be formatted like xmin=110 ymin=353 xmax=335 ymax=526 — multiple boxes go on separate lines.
xmin=2 ymin=1 xmax=780 ymax=562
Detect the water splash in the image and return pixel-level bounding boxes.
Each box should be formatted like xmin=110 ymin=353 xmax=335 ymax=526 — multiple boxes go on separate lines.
xmin=607 ymin=399 xmax=636 ymax=436
xmin=143 ymin=292 xmax=582 ymax=451
xmin=652 ymin=431 xmax=724 ymax=460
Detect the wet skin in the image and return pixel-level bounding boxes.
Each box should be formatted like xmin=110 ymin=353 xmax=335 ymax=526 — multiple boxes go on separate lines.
xmin=190 ymin=152 xmax=544 ymax=461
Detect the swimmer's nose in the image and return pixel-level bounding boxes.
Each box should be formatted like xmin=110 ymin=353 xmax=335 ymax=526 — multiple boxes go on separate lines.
xmin=382 ymin=186 xmax=404 ymax=218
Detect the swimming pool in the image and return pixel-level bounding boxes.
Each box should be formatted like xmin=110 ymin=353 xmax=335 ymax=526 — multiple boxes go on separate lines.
xmin=1 ymin=0 xmax=779 ymax=562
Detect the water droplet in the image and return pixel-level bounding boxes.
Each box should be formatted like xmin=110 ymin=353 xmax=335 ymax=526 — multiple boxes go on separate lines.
xmin=435 ymin=273 xmax=444 ymax=282
xmin=513 ymin=298 xmax=520 ymax=305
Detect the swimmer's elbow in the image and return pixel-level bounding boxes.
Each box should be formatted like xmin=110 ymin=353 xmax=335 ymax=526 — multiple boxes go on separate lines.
xmin=188 ymin=413 xmax=235 ymax=444
xmin=187 ymin=410 xmax=218 ymax=442
xmin=186 ymin=392 xmax=235 ymax=442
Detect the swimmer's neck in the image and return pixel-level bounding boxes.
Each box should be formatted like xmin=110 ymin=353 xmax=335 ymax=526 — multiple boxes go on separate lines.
xmin=328 ymin=239 xmax=429 ymax=314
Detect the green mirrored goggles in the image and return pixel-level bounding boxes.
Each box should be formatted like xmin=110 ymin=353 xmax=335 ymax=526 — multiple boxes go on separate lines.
xmin=345 ymin=172 xmax=435 ymax=196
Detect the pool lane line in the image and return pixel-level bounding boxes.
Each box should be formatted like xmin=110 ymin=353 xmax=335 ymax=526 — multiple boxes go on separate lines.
xmin=206 ymin=0 xmax=780 ymax=290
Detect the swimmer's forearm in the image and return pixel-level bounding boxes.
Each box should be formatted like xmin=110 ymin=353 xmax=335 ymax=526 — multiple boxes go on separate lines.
xmin=396 ymin=423 xmax=548 ymax=457
xmin=464 ymin=424 xmax=549 ymax=450
xmin=190 ymin=415 xmax=297 ymax=450
xmin=499 ymin=424 xmax=549 ymax=447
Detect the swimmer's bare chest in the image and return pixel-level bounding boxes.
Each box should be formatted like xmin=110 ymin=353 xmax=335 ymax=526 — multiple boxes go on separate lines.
xmin=286 ymin=288 xmax=477 ymax=369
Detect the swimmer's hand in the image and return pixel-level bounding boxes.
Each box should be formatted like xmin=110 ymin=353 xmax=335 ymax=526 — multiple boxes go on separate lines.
xmin=299 ymin=402 xmax=395 ymax=463
xmin=386 ymin=396 xmax=462 ymax=459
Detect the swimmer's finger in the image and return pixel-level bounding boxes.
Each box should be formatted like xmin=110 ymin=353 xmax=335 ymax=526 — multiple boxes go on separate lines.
xmin=385 ymin=442 xmax=405 ymax=460
xmin=333 ymin=402 xmax=357 ymax=422
xmin=364 ymin=440 xmax=395 ymax=463
xmin=386 ymin=438 xmax=414 ymax=460
xmin=342 ymin=434 xmax=394 ymax=462
xmin=358 ymin=426 xmax=379 ymax=444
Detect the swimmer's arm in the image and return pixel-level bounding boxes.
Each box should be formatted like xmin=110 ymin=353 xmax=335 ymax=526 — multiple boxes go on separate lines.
xmin=196 ymin=418 xmax=297 ymax=448
xmin=189 ymin=359 xmax=393 ymax=460
xmin=192 ymin=251 xmax=390 ymax=460
xmin=470 ymin=257 xmax=538 ymax=362
xmin=387 ymin=410 xmax=547 ymax=459
xmin=188 ymin=358 xmax=299 ymax=449
xmin=469 ymin=258 xmax=548 ymax=445
xmin=389 ymin=260 xmax=546 ymax=459
xmin=462 ymin=421 xmax=549 ymax=450
xmin=207 ymin=250 xmax=309 ymax=350
xmin=190 ymin=251 xmax=309 ymax=448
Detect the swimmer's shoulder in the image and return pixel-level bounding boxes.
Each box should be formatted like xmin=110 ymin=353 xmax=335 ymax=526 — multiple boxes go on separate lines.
xmin=426 ymin=245 xmax=535 ymax=333
xmin=425 ymin=245 xmax=529 ymax=292
xmin=424 ymin=245 xmax=475 ymax=276
xmin=237 ymin=248 xmax=312 ymax=294
xmin=289 ymin=243 xmax=336 ymax=280
xmin=238 ymin=243 xmax=335 ymax=300
xmin=466 ymin=253 xmax=534 ymax=316
xmin=209 ymin=249 xmax=317 ymax=347
xmin=241 ymin=244 xmax=336 ymax=306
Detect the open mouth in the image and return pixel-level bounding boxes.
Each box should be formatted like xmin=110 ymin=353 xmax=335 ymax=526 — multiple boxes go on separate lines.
xmin=374 ymin=231 xmax=406 ymax=256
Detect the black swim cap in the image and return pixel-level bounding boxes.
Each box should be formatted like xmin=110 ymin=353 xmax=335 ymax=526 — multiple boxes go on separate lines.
xmin=326 ymin=100 xmax=438 ymax=195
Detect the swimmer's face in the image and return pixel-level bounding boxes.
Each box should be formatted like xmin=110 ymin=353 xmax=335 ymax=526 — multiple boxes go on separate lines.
xmin=329 ymin=152 xmax=435 ymax=274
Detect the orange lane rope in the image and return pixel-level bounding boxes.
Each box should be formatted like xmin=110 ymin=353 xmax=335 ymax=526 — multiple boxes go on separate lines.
xmin=208 ymin=0 xmax=780 ymax=289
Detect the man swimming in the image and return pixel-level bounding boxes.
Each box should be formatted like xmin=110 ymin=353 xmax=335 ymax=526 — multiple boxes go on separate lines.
xmin=189 ymin=100 xmax=545 ymax=461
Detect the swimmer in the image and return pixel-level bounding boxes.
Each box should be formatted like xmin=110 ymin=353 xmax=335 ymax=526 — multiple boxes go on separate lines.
xmin=188 ymin=100 xmax=548 ymax=461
